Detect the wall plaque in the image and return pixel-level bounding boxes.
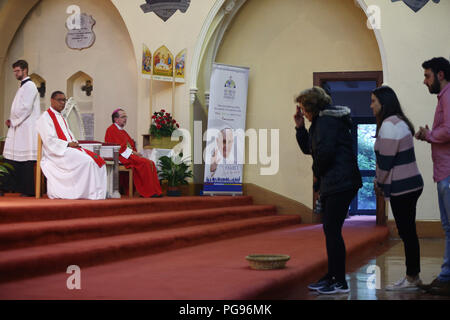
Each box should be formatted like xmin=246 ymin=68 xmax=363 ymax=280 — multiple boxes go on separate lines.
xmin=66 ymin=13 xmax=96 ymax=50
xmin=140 ymin=0 xmax=191 ymax=22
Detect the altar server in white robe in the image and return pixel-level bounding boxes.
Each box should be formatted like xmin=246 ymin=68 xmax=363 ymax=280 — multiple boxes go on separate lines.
xmin=36 ymin=91 xmax=107 ymax=200
xmin=1 ymin=60 xmax=40 ymax=197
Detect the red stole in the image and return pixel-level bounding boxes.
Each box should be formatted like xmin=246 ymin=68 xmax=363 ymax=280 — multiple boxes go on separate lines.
xmin=46 ymin=108 xmax=105 ymax=168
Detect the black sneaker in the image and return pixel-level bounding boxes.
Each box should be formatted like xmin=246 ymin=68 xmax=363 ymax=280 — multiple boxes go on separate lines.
xmin=317 ymin=280 xmax=350 ymax=295
xmin=418 ymin=277 xmax=446 ymax=292
xmin=308 ymin=275 xmax=333 ymax=291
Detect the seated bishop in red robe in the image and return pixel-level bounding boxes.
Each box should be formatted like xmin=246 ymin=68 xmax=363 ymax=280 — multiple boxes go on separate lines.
xmin=105 ymin=108 xmax=162 ymax=198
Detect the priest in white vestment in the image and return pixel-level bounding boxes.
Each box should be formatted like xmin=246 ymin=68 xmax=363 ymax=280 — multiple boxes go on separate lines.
xmin=1 ymin=60 xmax=40 ymax=196
xmin=36 ymin=91 xmax=107 ymax=200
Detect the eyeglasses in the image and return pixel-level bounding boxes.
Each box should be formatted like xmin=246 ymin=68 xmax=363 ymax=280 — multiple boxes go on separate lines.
xmin=54 ymin=98 xmax=67 ymax=102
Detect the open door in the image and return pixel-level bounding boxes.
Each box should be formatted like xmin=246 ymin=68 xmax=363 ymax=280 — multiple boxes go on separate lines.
xmin=313 ymin=71 xmax=386 ymax=225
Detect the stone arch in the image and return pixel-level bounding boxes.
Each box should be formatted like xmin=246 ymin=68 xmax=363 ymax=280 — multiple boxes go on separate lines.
xmin=189 ymin=0 xmax=388 ymax=105
xmin=188 ymin=0 xmax=387 ymax=207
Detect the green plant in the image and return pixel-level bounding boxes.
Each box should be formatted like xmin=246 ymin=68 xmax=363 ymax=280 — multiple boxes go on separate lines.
xmin=0 ymin=155 xmax=13 ymax=185
xmin=149 ymin=109 xmax=180 ymax=138
xmin=157 ymin=152 xmax=193 ymax=187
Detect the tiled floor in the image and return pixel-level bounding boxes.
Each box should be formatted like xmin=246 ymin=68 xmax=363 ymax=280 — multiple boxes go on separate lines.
xmin=302 ymin=239 xmax=450 ymax=300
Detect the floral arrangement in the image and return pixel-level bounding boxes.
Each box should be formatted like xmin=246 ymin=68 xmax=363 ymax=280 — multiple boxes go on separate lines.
xmin=149 ymin=109 xmax=180 ymax=138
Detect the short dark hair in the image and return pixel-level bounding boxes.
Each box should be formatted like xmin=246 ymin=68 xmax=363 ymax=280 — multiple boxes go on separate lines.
xmin=112 ymin=108 xmax=124 ymax=123
xmin=422 ymin=57 xmax=450 ymax=81
xmin=51 ymin=91 xmax=65 ymax=99
xmin=12 ymin=60 xmax=28 ymax=71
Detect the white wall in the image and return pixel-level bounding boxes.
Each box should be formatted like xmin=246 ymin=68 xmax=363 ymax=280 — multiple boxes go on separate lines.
xmin=363 ymin=0 xmax=450 ymax=220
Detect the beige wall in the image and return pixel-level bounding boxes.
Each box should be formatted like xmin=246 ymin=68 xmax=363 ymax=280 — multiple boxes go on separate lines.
xmin=0 ymin=0 xmax=40 ymax=136
xmin=215 ymin=0 xmax=382 ymax=212
xmin=109 ymin=0 xmax=214 ymax=144
xmin=2 ymin=0 xmax=138 ymax=141
xmin=2 ymin=0 xmax=449 ymax=222
xmin=364 ymin=0 xmax=450 ymax=221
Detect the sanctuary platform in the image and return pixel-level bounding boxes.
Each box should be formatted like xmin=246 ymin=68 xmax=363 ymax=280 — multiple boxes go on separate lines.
xmin=0 ymin=194 xmax=389 ymax=299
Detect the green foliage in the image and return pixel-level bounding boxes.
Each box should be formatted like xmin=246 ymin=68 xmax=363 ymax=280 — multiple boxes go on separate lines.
xmin=358 ymin=177 xmax=376 ymax=210
xmin=157 ymin=152 xmax=193 ymax=187
xmin=0 ymin=155 xmax=14 ymax=185
xmin=356 ymin=125 xmax=376 ymax=211
xmin=357 ymin=124 xmax=376 ymax=170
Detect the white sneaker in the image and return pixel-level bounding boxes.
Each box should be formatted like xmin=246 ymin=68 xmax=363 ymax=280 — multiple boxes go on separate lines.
xmin=385 ymin=277 xmax=422 ymax=291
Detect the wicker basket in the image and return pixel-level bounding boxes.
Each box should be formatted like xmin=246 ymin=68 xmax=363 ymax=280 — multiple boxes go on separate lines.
xmin=246 ymin=254 xmax=290 ymax=270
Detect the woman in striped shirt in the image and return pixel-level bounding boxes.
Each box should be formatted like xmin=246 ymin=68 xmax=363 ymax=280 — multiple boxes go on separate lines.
xmin=371 ymin=86 xmax=424 ymax=291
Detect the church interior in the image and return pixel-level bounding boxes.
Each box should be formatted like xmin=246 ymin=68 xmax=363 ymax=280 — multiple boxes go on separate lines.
xmin=0 ymin=0 xmax=449 ymax=302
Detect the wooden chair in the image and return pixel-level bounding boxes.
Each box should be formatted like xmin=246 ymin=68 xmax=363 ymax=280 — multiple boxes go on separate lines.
xmin=119 ymin=165 xmax=133 ymax=198
xmin=36 ymin=134 xmax=133 ymax=199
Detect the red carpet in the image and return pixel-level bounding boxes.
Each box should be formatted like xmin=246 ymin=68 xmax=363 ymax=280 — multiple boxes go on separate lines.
xmin=0 ymin=195 xmax=389 ymax=299
xmin=0 ymin=195 xmax=299 ymax=283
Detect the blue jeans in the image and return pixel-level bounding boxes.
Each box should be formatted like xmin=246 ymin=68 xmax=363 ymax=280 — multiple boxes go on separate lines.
xmin=437 ymin=175 xmax=450 ymax=282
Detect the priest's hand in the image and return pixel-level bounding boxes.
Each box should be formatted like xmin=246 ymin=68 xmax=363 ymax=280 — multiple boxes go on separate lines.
xmin=68 ymin=142 xmax=80 ymax=148
xmin=5 ymin=119 xmax=11 ymax=128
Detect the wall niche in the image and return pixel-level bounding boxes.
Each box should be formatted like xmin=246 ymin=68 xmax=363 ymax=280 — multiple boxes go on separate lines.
xmin=67 ymin=71 xmax=94 ymax=140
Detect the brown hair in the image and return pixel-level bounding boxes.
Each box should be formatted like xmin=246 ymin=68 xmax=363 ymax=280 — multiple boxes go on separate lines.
xmin=12 ymin=60 xmax=28 ymax=71
xmin=295 ymin=86 xmax=332 ymax=117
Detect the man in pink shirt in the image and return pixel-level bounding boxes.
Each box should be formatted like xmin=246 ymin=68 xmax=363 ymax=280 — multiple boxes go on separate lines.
xmin=416 ymin=57 xmax=450 ymax=296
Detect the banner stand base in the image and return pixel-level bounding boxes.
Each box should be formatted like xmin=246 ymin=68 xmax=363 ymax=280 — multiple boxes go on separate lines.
xmin=202 ymin=191 xmax=243 ymax=196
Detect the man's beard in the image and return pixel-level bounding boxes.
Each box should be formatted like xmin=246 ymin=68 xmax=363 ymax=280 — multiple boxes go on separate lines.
xmin=428 ymin=77 xmax=441 ymax=94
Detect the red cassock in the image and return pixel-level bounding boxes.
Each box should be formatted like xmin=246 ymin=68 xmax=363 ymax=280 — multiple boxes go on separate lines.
xmin=105 ymin=124 xmax=162 ymax=197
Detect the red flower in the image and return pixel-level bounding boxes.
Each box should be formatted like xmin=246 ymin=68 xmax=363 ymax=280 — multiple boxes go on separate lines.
xmin=157 ymin=125 xmax=162 ymax=129
xmin=176 ymin=124 xmax=180 ymax=128
xmin=161 ymin=109 xmax=166 ymax=113
xmin=152 ymin=115 xmax=156 ymax=119
xmin=172 ymin=119 xmax=176 ymax=124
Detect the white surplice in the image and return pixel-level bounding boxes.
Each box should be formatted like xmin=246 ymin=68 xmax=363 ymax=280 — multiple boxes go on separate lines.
xmin=3 ymin=77 xmax=41 ymax=161
xmin=36 ymin=107 xmax=107 ymax=200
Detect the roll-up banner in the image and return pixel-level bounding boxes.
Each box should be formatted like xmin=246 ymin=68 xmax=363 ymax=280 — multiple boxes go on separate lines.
xmin=203 ymin=63 xmax=250 ymax=196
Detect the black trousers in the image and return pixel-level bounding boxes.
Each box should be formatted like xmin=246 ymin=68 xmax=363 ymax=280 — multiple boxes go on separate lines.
xmin=0 ymin=159 xmax=36 ymax=196
xmin=321 ymin=188 xmax=358 ymax=283
xmin=390 ymin=189 xmax=422 ymax=277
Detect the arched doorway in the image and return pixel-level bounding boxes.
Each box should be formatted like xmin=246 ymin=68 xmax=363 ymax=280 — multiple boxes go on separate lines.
xmin=190 ymin=0 xmax=386 ymax=222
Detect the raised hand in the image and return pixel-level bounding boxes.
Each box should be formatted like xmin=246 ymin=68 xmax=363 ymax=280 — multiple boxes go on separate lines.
xmin=294 ymin=105 xmax=305 ymax=128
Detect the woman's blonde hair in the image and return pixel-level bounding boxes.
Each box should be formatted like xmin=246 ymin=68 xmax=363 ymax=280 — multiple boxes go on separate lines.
xmin=295 ymin=86 xmax=332 ymax=116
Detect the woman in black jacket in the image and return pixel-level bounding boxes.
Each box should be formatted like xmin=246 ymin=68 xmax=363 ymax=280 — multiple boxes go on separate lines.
xmin=294 ymin=86 xmax=362 ymax=295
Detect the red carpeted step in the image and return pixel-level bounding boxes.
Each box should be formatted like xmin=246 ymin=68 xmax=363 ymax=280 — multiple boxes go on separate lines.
xmin=0 ymin=215 xmax=301 ymax=283
xmin=0 ymin=205 xmax=277 ymax=250
xmin=0 ymin=196 xmax=254 ymax=223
